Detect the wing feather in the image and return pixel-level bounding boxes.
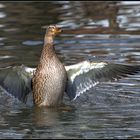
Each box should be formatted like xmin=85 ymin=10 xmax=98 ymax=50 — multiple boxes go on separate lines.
xmin=65 ymin=60 xmax=140 ymax=100
xmin=0 ymin=65 xmax=34 ymax=103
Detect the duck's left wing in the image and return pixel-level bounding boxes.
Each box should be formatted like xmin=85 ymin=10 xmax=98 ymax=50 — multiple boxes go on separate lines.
xmin=0 ymin=65 xmax=35 ymax=103
xmin=65 ymin=60 xmax=140 ymax=100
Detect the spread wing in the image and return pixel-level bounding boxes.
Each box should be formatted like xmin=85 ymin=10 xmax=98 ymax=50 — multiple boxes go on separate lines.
xmin=0 ymin=65 xmax=35 ymax=103
xmin=65 ymin=60 xmax=140 ymax=100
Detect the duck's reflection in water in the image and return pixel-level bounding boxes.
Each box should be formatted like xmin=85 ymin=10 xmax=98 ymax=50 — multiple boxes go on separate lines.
xmin=32 ymin=105 xmax=76 ymax=127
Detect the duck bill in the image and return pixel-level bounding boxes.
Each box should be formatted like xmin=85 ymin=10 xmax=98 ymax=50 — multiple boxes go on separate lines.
xmin=57 ymin=28 xmax=62 ymax=33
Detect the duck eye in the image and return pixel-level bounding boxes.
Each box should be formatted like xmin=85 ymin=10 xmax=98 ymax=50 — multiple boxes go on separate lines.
xmin=48 ymin=25 xmax=55 ymax=30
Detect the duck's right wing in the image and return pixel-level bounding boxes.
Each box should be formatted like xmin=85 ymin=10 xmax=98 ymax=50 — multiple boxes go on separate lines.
xmin=65 ymin=60 xmax=140 ymax=100
xmin=0 ymin=65 xmax=35 ymax=103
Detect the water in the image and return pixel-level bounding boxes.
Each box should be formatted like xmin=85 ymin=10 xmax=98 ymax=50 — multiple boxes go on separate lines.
xmin=0 ymin=1 xmax=139 ymax=139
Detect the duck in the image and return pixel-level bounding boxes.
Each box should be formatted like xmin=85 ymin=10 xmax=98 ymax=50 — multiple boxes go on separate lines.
xmin=0 ymin=25 xmax=139 ymax=107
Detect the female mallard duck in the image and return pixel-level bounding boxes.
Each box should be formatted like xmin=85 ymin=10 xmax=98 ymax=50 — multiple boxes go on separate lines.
xmin=0 ymin=25 xmax=139 ymax=107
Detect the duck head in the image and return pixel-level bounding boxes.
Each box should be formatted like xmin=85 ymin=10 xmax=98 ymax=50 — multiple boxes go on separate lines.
xmin=46 ymin=25 xmax=62 ymax=36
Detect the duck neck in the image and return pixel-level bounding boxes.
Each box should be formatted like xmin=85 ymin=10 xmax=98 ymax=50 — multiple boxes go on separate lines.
xmin=39 ymin=34 xmax=57 ymax=66
xmin=44 ymin=34 xmax=54 ymax=45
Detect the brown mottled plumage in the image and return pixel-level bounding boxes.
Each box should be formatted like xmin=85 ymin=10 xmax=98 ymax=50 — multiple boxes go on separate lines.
xmin=32 ymin=25 xmax=67 ymax=107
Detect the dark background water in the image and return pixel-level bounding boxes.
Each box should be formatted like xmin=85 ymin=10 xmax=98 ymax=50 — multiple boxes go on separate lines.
xmin=0 ymin=1 xmax=140 ymax=139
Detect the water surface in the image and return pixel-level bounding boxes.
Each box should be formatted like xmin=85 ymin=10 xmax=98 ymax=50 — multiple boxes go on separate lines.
xmin=0 ymin=1 xmax=140 ymax=139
